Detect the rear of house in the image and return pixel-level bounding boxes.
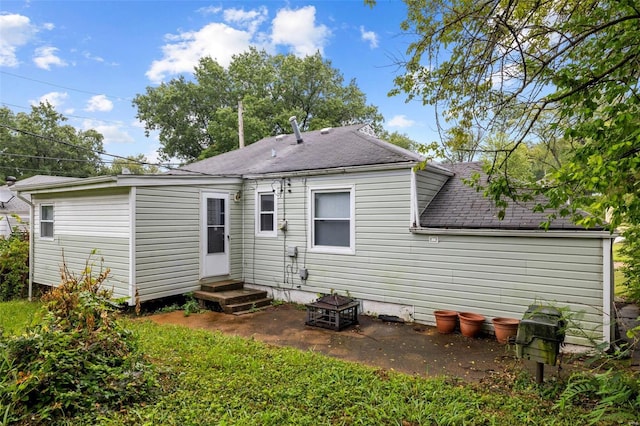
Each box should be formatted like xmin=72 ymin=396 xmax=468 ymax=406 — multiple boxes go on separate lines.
xmin=17 ymin=124 xmax=615 ymax=347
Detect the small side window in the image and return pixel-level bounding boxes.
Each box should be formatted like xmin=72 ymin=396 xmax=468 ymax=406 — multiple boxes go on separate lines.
xmin=40 ymin=205 xmax=54 ymax=239
xmin=256 ymin=191 xmax=277 ymax=237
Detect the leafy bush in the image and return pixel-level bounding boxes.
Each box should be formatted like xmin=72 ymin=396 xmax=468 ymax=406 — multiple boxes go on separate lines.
xmin=0 ymin=231 xmax=29 ymax=301
xmin=0 ymin=257 xmax=157 ymax=424
xmin=555 ymin=369 xmax=640 ymax=425
xmin=620 ymin=225 xmax=640 ymax=303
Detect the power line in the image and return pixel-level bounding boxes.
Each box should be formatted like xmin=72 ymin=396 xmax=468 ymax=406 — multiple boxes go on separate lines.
xmin=0 ymin=123 xmax=207 ymax=175
xmin=0 ymin=70 xmax=133 ymax=101
xmin=0 ymin=102 xmax=142 ymax=130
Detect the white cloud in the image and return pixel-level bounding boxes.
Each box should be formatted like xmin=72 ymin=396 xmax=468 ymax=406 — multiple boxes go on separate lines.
xmin=387 ymin=115 xmax=415 ymax=128
xmin=271 ymin=6 xmax=330 ymax=56
xmin=85 ymin=95 xmax=113 ymax=112
xmin=82 ymin=119 xmax=135 ymax=144
xmin=42 ymin=22 xmax=55 ymax=31
xmin=360 ymin=26 xmax=378 ymax=49
xmin=146 ymin=22 xmax=253 ymax=83
xmin=198 ymin=6 xmax=222 ymax=15
xmin=224 ymin=7 xmax=268 ymax=33
xmin=84 ymin=51 xmax=104 ymax=63
xmin=0 ymin=13 xmax=37 ymax=67
xmin=33 ymin=46 xmax=67 ymax=70
xmin=31 ymin=91 xmax=68 ymax=108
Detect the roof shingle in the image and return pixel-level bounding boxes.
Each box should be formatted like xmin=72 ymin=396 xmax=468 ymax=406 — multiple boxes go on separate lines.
xmin=171 ymin=124 xmax=423 ymax=176
xmin=420 ymin=162 xmax=602 ymax=231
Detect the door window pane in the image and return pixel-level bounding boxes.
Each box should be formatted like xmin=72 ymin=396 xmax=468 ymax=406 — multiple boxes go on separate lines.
xmin=207 ymin=198 xmax=225 ymax=254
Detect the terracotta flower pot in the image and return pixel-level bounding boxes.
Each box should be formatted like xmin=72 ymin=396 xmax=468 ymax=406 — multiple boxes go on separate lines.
xmin=434 ymin=310 xmax=458 ymax=334
xmin=492 ymin=317 xmax=520 ymax=344
xmin=458 ymin=312 xmax=485 ymax=338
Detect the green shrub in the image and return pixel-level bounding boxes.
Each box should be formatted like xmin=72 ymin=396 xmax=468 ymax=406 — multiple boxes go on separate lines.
xmin=0 ymin=257 xmax=157 ymax=425
xmin=555 ymin=369 xmax=640 ymax=425
xmin=620 ymin=226 xmax=640 ymax=303
xmin=0 ymin=232 xmax=29 ymax=301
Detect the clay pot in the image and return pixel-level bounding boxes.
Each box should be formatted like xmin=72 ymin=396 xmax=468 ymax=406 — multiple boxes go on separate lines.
xmin=434 ymin=310 xmax=458 ymax=334
xmin=492 ymin=317 xmax=520 ymax=344
xmin=458 ymin=312 xmax=485 ymax=338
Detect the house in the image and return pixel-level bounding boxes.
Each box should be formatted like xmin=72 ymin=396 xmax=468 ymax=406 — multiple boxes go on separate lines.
xmin=0 ymin=177 xmax=30 ymax=237
xmin=15 ymin=123 xmax=615 ymax=346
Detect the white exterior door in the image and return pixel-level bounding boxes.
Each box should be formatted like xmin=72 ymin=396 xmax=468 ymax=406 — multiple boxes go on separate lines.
xmin=201 ymin=192 xmax=229 ymax=277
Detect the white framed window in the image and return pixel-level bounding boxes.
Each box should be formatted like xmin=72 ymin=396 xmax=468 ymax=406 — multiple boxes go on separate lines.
xmin=309 ymin=185 xmax=355 ymax=254
xmin=40 ymin=204 xmax=54 ymax=239
xmin=256 ymin=191 xmax=277 ymax=237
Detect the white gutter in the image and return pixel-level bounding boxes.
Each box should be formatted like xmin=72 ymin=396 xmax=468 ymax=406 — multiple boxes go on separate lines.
xmin=410 ymin=170 xmax=419 ymax=227
xmin=128 ymin=187 xmax=137 ymax=306
xmin=602 ymin=238 xmax=613 ymax=346
xmin=16 ymin=175 xmax=243 ymax=194
xmin=411 ymin=227 xmax=616 ymax=239
xmin=243 ymin=161 xmax=420 ymax=180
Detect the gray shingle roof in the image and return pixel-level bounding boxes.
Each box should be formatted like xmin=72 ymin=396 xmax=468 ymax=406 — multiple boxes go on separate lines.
xmin=420 ymin=162 xmax=602 ymax=231
xmin=0 ymin=185 xmax=29 ymax=213
xmin=170 ymin=124 xmax=423 ymax=176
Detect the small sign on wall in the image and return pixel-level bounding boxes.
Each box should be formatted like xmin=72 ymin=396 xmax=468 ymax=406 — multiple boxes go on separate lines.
xmin=428 ymin=236 xmax=439 ymax=244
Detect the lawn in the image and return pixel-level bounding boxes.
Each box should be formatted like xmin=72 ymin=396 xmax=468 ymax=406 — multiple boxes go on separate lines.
xmin=1 ymin=300 xmax=595 ymax=425
xmin=0 ymin=299 xmax=41 ymax=335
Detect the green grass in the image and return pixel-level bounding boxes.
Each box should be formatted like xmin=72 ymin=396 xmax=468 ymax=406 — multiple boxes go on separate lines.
xmin=613 ymin=242 xmax=629 ymax=263
xmin=0 ymin=302 xmax=600 ymax=425
xmin=0 ymin=299 xmax=41 ymax=335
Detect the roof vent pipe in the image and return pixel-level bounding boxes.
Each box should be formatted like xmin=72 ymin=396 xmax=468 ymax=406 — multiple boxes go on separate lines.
xmin=289 ymin=116 xmax=303 ymax=144
xmin=5 ymin=176 xmax=16 ymax=187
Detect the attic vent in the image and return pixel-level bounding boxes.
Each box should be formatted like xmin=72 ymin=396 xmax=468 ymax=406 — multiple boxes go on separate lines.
xmin=320 ymin=127 xmax=332 ymax=135
xmin=275 ymin=135 xmax=285 ymax=141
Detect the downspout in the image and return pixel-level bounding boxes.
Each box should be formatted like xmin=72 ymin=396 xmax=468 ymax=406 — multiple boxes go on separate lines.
xmin=602 ymin=237 xmax=613 ymax=347
xmin=410 ymin=169 xmax=419 ymax=228
xmin=15 ymin=192 xmax=34 ymax=301
xmin=128 ymin=187 xmax=137 ymax=306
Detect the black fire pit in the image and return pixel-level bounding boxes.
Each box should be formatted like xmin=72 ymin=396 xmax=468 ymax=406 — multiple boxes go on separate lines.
xmin=305 ymin=294 xmax=359 ymax=331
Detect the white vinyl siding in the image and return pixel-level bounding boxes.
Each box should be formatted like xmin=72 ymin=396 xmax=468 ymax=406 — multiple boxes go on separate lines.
xmin=415 ymin=169 xmax=449 ymax=213
xmin=135 ymin=183 xmax=243 ymax=301
xmin=32 ymin=190 xmax=130 ymax=299
xmin=241 ymin=168 xmax=608 ymax=346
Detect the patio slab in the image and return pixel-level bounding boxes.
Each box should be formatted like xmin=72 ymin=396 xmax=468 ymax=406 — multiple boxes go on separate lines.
xmin=146 ymin=303 xmax=580 ymax=382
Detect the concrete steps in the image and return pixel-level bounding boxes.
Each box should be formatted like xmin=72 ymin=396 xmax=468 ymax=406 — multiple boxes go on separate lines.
xmin=194 ymin=279 xmax=272 ymax=314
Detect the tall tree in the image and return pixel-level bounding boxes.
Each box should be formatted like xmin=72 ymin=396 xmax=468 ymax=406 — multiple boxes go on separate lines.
xmin=0 ymin=104 xmax=105 ymax=179
xmin=133 ymin=48 xmax=383 ymax=162
xmin=381 ymin=0 xmax=639 ymax=229
xmin=105 ymin=154 xmax=160 ymax=175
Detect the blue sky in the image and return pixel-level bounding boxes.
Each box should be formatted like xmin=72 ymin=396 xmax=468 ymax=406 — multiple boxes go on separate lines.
xmin=0 ymin=0 xmax=437 ymax=165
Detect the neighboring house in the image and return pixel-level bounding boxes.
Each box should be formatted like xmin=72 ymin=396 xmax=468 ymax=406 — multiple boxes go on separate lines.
xmin=0 ymin=178 xmax=30 ymax=237
xmin=15 ymin=123 xmax=615 ymax=346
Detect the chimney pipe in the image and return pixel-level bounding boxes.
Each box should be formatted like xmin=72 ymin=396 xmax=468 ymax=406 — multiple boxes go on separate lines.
xmin=289 ymin=116 xmax=303 ymax=144
xmin=5 ymin=176 xmax=16 ymax=187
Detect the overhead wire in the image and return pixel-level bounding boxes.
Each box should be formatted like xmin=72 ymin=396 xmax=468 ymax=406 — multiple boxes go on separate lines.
xmin=0 ymin=122 xmax=219 ymax=176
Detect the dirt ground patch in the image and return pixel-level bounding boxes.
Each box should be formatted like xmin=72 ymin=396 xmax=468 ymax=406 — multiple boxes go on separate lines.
xmin=144 ymin=304 xmax=581 ymax=382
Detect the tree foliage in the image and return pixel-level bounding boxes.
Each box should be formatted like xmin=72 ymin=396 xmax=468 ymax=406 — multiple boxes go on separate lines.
xmin=377 ymin=0 xmax=640 ymax=298
xmin=106 ymin=154 xmax=160 ymax=175
xmin=0 ymin=104 xmax=105 ymax=179
xmin=133 ymin=48 xmax=383 ymax=162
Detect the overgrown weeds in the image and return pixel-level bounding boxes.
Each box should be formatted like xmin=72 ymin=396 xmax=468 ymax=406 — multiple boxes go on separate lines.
xmin=0 ymin=229 xmax=29 ymax=301
xmin=0 ymin=255 xmax=157 ymax=425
